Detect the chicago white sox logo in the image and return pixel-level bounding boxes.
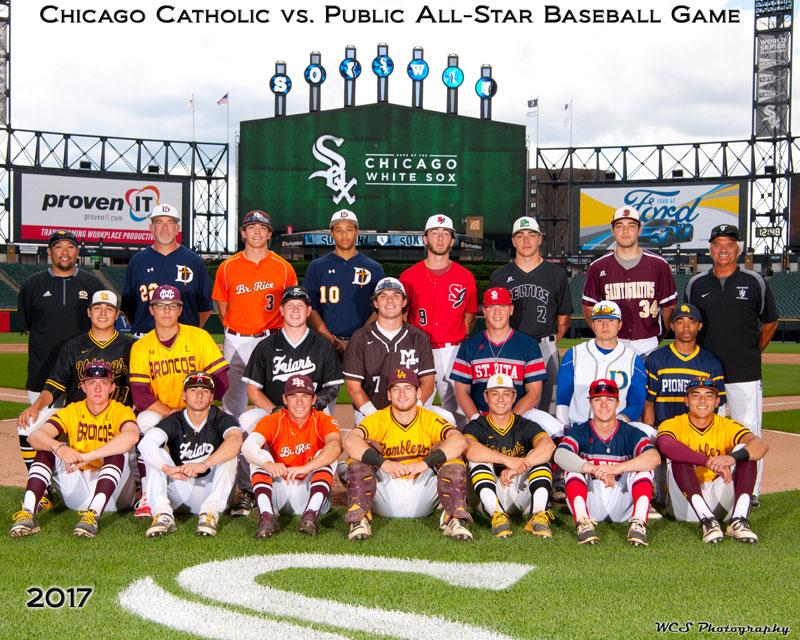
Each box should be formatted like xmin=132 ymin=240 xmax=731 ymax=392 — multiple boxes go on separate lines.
xmin=448 ymin=284 xmax=466 ymax=308
xmin=308 ymin=135 xmax=357 ymax=205
xmin=352 ymin=268 xmax=372 ymax=286
xmin=175 ymin=265 xmax=194 ymax=284
xmin=400 ymin=349 xmax=419 ymax=368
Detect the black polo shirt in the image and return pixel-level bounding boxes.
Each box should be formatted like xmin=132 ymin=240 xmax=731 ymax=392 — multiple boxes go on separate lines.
xmin=17 ymin=267 xmax=103 ymax=392
xmin=685 ymin=267 xmax=777 ymax=384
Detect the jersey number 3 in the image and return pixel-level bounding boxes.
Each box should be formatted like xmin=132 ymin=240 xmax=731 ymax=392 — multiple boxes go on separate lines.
xmin=638 ymin=299 xmax=658 ymax=319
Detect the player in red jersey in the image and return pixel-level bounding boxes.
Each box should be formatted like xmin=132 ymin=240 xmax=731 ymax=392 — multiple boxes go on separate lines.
xmin=400 ymin=214 xmax=478 ymax=428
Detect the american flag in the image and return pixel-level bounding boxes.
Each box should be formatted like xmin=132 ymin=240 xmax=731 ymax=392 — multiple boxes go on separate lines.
xmin=217 ymin=93 xmax=229 ymax=106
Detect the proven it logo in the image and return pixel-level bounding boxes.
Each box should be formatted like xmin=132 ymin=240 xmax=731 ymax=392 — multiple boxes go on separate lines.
xmin=125 ymin=185 xmax=161 ymax=222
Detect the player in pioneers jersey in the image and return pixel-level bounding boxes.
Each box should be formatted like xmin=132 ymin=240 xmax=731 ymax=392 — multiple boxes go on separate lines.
xmin=400 ymin=214 xmax=478 ymax=428
xmin=10 ymin=362 xmax=140 ymax=539
xmin=343 ymin=367 xmax=473 ymax=542
xmin=554 ymin=379 xmax=660 ymax=546
xmin=582 ymin=206 xmax=677 ymax=356
xmin=657 ymin=377 xmax=768 ymax=544
xmin=121 ymin=203 xmax=214 ymax=336
xmin=139 ymin=372 xmax=243 ymax=538
xmin=242 ymin=374 xmax=342 ymax=538
xmin=464 ymin=374 xmax=556 ymax=538
xmin=129 ymin=285 xmax=229 ymax=517
xmin=304 ymin=209 xmax=384 ymax=358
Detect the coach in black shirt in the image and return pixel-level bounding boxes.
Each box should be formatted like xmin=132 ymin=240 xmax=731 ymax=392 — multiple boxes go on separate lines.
xmin=685 ymin=224 xmax=777 ymax=501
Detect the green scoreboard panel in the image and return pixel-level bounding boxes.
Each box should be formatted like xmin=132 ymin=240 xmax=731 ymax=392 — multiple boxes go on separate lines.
xmin=239 ymin=103 xmax=525 ymax=234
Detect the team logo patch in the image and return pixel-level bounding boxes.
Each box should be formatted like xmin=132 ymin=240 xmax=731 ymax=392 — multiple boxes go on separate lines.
xmin=353 ymin=268 xmax=372 ymax=286
xmin=736 ymin=286 xmax=749 ymax=300
xmin=400 ymin=349 xmax=419 ymax=368
xmin=176 ymin=265 xmax=194 ymax=284
xmin=448 ymin=284 xmax=466 ymax=308
xmin=78 ymin=290 xmax=89 ymax=299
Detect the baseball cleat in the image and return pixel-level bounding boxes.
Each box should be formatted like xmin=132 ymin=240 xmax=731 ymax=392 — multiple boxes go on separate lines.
xmin=725 ymin=516 xmax=759 ymax=543
xmin=442 ymin=515 xmax=473 ymax=542
xmin=525 ymin=510 xmax=555 ymax=539
xmin=700 ymin=517 xmax=723 ymax=544
xmin=575 ymin=517 xmax=599 ymax=545
xmin=9 ymin=510 xmax=40 ymax=538
xmin=196 ymin=512 xmax=218 ymax=537
xmin=647 ymin=505 xmax=663 ymax=520
xmin=73 ymin=510 xmax=100 ymax=538
xmin=348 ymin=516 xmax=372 ymax=541
xmin=255 ymin=512 xmax=280 ymax=539
xmin=146 ymin=513 xmax=177 ymax=538
xmin=490 ymin=511 xmax=512 ymax=538
xmin=134 ymin=495 xmax=152 ymax=519
xmin=37 ymin=488 xmax=56 ymax=513
xmin=231 ymin=491 xmax=256 ymax=517
xmin=627 ymin=518 xmax=648 ymax=547
xmin=298 ymin=511 xmax=319 ymax=536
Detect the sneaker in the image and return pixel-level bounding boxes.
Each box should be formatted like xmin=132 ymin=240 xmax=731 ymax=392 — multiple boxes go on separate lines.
xmin=134 ymin=495 xmax=151 ymax=519
xmin=255 ymin=512 xmax=280 ymax=539
xmin=442 ymin=515 xmax=473 ymax=542
xmin=750 ymin=495 xmax=760 ymax=508
xmin=725 ymin=516 xmax=759 ymax=543
xmin=576 ymin=517 xmax=599 ymax=545
xmin=627 ymin=517 xmax=648 ymax=547
xmin=348 ymin=516 xmax=372 ymax=541
xmin=490 ymin=511 xmax=512 ymax=538
xmin=525 ymin=510 xmax=554 ymax=538
xmin=9 ymin=510 xmax=39 ymax=538
xmin=647 ymin=505 xmax=663 ymax=520
xmin=37 ymin=488 xmax=56 ymax=513
xmin=231 ymin=491 xmax=255 ymax=517
xmin=700 ymin=517 xmax=723 ymax=544
xmin=146 ymin=513 xmax=177 ymax=538
xmin=196 ymin=512 xmax=218 ymax=537
xmin=298 ymin=511 xmax=319 ymax=536
xmin=73 ymin=510 xmax=99 ymax=538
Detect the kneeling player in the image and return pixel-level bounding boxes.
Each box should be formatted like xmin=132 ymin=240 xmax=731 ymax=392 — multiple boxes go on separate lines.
xmin=657 ymin=377 xmax=768 ymax=544
xmin=139 ymin=372 xmax=242 ymax=538
xmin=554 ymin=379 xmax=660 ymax=546
xmin=342 ymin=367 xmax=472 ymax=542
xmin=464 ymin=374 xmax=556 ymax=538
xmin=10 ymin=362 xmax=139 ymax=539
xmin=242 ymin=375 xmax=342 ymax=538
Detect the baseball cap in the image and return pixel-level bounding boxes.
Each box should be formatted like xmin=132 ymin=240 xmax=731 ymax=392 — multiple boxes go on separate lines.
xmin=709 ymin=224 xmax=741 ymax=242
xmin=184 ymin=371 xmax=215 ymax=391
xmin=424 ymin=214 xmax=455 ymax=233
xmin=611 ymin=206 xmax=641 ymax=225
xmin=512 ymin=216 xmax=542 ymax=235
xmin=281 ymin=285 xmax=311 ymax=305
xmin=591 ymin=300 xmax=622 ymax=321
xmin=90 ymin=290 xmax=119 ymax=309
xmin=372 ymin=277 xmax=406 ymax=298
xmin=48 ymin=230 xmax=78 ymax=248
xmin=150 ymin=285 xmax=183 ymax=305
xmin=685 ymin=376 xmax=719 ymax=396
xmin=589 ymin=378 xmax=619 ymax=398
xmin=150 ymin=204 xmax=180 ymax=221
xmin=672 ymin=303 xmax=702 ymax=322
xmin=388 ymin=366 xmax=420 ymax=389
xmin=80 ymin=361 xmax=113 ymax=381
xmin=486 ymin=373 xmax=515 ymax=391
xmin=283 ymin=374 xmax=315 ymax=395
xmin=329 ymin=209 xmax=359 ymax=228
xmin=483 ymin=287 xmax=512 ymax=307
xmin=242 ymin=210 xmax=273 ymax=229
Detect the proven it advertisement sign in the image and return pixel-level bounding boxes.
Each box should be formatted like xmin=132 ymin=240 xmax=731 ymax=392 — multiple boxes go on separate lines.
xmin=575 ymin=182 xmax=747 ymax=253
xmin=14 ymin=170 xmax=190 ymax=247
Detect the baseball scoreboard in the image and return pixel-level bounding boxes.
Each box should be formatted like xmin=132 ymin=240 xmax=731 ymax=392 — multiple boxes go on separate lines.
xmin=239 ymin=103 xmax=526 ymax=234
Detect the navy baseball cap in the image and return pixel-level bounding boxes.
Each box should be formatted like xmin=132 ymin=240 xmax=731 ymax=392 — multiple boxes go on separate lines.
xmin=281 ymin=286 xmax=312 ymax=305
xmin=48 ymin=230 xmax=78 ymax=248
xmin=672 ymin=303 xmax=702 ymax=322
xmin=150 ymin=285 xmax=183 ymax=305
xmin=80 ymin=361 xmax=113 ymax=381
xmin=242 ymin=210 xmax=273 ymax=229
xmin=709 ymin=224 xmax=741 ymax=242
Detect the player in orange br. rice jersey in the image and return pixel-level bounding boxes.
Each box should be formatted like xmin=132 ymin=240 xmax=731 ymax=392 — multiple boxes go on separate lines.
xmin=241 ymin=374 xmax=342 ymax=538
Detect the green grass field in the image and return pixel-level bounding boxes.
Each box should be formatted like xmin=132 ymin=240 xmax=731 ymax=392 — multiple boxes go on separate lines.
xmin=1 ymin=486 xmax=797 ymax=640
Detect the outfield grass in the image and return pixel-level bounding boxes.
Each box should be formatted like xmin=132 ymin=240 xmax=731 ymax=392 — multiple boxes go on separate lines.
xmin=763 ymin=409 xmax=800 ymax=435
xmin=0 ymin=486 xmax=797 ymax=640
xmin=0 ymin=401 xmax=26 ymax=420
xmin=0 ymin=333 xmax=27 ymax=344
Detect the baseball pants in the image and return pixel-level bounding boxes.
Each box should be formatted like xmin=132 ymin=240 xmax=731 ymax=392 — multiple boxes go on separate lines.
xmin=522 ymin=408 xmax=566 ymax=438
xmin=372 ymin=468 xmax=439 ymax=518
xmin=250 ymin=462 xmax=336 ymax=517
xmin=619 ymin=336 xmax=659 ymax=358
xmin=427 ymin=345 xmax=466 ymax=429
xmin=135 ymin=410 xmax=166 ymax=434
xmin=724 ymin=380 xmax=763 ymax=497
xmin=537 ymin=337 xmax=559 ymax=414
xmin=145 ymin=457 xmax=237 ymax=517
xmin=54 ymin=453 xmax=137 ymax=513
xmin=565 ymin=470 xmax=653 ymax=523
xmin=222 ymin=331 xmax=269 ymax=418
xmin=467 ymin=463 xmax=533 ymax=516
xmin=17 ymin=407 xmax=59 ymax=437
xmin=666 ymin=462 xmax=736 ymax=523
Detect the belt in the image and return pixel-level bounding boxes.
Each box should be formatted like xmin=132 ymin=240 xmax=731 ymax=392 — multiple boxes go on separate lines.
xmin=225 ymin=328 xmax=270 ymax=338
xmin=538 ymin=335 xmax=556 ymax=343
xmin=334 ymin=335 xmax=351 ymax=343
xmin=431 ymin=342 xmax=459 ymax=349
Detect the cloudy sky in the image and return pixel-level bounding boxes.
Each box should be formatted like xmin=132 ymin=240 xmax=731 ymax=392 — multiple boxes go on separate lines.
xmin=12 ymin=0 xmax=772 ymax=153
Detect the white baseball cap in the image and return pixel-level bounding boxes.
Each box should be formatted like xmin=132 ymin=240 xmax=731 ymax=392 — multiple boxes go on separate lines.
xmin=150 ymin=204 xmax=180 ymax=221
xmin=90 ymin=290 xmax=119 ymax=309
xmin=591 ymin=300 xmax=622 ymax=320
xmin=329 ymin=209 xmax=359 ymax=228
xmin=486 ymin=373 xmax=515 ymax=391
xmin=611 ymin=206 xmax=641 ymax=225
xmin=424 ymin=214 xmax=455 ymax=233
xmin=512 ymin=216 xmax=542 ymax=235
xmin=372 ymin=277 xmax=406 ymax=298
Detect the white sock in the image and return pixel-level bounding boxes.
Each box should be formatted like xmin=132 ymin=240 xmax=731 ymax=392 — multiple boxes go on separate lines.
xmin=87 ymin=495 xmax=106 ymax=515
xmin=632 ymin=496 xmax=649 ymax=522
xmin=23 ymin=491 xmax=37 ymax=514
xmin=479 ymin=487 xmax=500 ymax=516
xmin=691 ymin=494 xmax=714 ymax=519
xmin=572 ymin=495 xmax=589 ymax=521
xmin=257 ymin=494 xmax=274 ymax=514
xmin=305 ymin=493 xmax=324 ymax=514
xmin=731 ymin=494 xmax=751 ymax=520
xmin=532 ymin=487 xmax=549 ymax=513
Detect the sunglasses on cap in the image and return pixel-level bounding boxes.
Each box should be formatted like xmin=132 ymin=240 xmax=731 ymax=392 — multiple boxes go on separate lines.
xmin=686 ymin=377 xmax=717 ymax=393
xmin=184 ymin=373 xmax=215 ymax=390
xmin=589 ymin=382 xmax=619 ymax=397
xmin=82 ymin=364 xmax=112 ymax=380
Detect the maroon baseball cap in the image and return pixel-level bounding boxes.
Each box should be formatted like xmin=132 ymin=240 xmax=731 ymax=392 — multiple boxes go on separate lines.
xmin=483 ymin=287 xmax=512 ymax=307
xmin=149 ymin=285 xmax=183 ymax=305
xmin=388 ymin=367 xmax=419 ymax=389
xmin=80 ymin=361 xmax=113 ymax=381
xmin=283 ymin=374 xmax=315 ymax=395
xmin=242 ymin=210 xmax=273 ymax=229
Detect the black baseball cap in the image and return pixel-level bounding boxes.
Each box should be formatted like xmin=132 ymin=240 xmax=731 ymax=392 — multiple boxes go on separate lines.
xmin=184 ymin=371 xmax=215 ymax=391
xmin=48 ymin=230 xmax=79 ymax=248
xmin=709 ymin=224 xmax=741 ymax=242
xmin=686 ymin=376 xmax=719 ymax=396
xmin=281 ymin=286 xmax=311 ymax=305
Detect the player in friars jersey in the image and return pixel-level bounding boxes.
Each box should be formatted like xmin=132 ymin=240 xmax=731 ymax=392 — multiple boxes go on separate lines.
xmin=138 ymin=372 xmax=242 ymax=538
xmin=303 ymin=209 xmax=384 ymax=356
xmin=582 ymin=206 xmax=677 ymax=357
xmin=121 ymin=203 xmax=213 ymax=337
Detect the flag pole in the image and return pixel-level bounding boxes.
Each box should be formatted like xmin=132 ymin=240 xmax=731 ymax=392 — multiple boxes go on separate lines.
xmin=192 ymin=93 xmax=195 ymax=141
